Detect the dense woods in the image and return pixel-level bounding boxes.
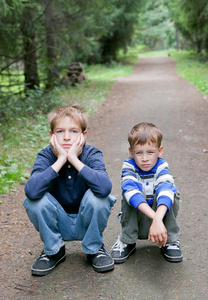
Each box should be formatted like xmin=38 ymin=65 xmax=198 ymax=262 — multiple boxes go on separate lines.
xmin=0 ymin=0 xmax=208 ymax=110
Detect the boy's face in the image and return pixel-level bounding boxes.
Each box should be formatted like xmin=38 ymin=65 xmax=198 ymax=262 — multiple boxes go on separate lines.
xmin=129 ymin=142 xmax=163 ymax=171
xmin=50 ymin=116 xmax=87 ymax=152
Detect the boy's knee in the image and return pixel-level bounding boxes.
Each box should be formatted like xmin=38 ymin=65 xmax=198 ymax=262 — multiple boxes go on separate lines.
xmin=81 ymin=189 xmax=115 ymax=214
xmin=23 ymin=192 xmax=56 ymax=214
xmin=83 ymin=189 xmax=107 ymax=209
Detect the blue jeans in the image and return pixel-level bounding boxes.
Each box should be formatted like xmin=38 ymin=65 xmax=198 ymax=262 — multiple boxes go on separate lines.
xmin=23 ymin=190 xmax=116 ymax=256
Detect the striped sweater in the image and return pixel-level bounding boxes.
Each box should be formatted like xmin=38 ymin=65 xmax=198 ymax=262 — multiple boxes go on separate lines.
xmin=121 ymin=157 xmax=177 ymax=214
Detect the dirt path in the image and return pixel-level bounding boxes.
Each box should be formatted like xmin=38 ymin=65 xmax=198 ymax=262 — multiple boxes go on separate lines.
xmin=1 ymin=57 xmax=208 ymax=299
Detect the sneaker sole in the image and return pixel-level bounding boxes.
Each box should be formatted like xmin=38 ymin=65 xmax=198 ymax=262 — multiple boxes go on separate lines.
xmin=161 ymin=250 xmax=183 ymax=263
xmin=31 ymin=255 xmax=66 ymax=276
xmin=163 ymin=254 xmax=183 ymax=263
xmin=92 ymin=261 xmax=114 ymax=273
xmin=112 ymin=246 xmax=136 ymax=264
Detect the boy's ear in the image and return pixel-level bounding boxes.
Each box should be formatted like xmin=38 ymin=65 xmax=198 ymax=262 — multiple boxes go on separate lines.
xmin=159 ymin=146 xmax=163 ymax=157
xmin=129 ymin=147 xmax=134 ymax=158
xmin=49 ymin=130 xmax=53 ymax=137
xmin=83 ymin=130 xmax=87 ymax=142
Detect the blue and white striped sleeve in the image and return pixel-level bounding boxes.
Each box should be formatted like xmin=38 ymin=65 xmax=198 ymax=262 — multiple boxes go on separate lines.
xmin=155 ymin=165 xmax=177 ymax=214
xmin=121 ymin=161 xmax=146 ymax=210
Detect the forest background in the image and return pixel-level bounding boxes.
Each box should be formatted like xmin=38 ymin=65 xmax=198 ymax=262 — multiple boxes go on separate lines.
xmin=0 ymin=0 xmax=208 ymax=197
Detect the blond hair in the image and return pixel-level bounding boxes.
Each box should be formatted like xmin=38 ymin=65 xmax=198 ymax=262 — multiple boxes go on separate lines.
xmin=48 ymin=105 xmax=88 ymax=132
xmin=128 ymin=122 xmax=163 ymax=149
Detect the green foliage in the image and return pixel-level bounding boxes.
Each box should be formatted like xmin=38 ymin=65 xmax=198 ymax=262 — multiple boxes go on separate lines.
xmin=85 ymin=62 xmax=133 ymax=80
xmin=0 ymin=114 xmax=49 ymax=194
xmin=0 ymin=0 xmax=23 ymax=17
xmin=167 ymin=0 xmax=208 ymax=53
xmin=99 ymin=0 xmax=143 ymax=62
xmin=136 ymin=0 xmax=176 ymax=50
xmin=117 ymin=45 xmax=147 ymax=63
xmin=171 ymin=50 xmax=208 ymax=95
xmin=0 ymin=87 xmax=63 ymax=123
xmin=0 ymin=0 xmax=141 ymax=93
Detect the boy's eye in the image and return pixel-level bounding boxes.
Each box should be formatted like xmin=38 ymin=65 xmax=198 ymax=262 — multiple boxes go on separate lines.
xmin=56 ymin=130 xmax=63 ymax=133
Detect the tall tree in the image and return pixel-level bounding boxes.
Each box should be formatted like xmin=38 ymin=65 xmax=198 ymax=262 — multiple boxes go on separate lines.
xmin=136 ymin=0 xmax=176 ymax=50
xmin=167 ymin=0 xmax=208 ymax=54
xmin=44 ymin=0 xmax=59 ymax=87
xmin=99 ymin=0 xmax=143 ymax=62
xmin=22 ymin=3 xmax=40 ymax=89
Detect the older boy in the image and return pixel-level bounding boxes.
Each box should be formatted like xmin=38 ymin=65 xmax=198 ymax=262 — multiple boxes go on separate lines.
xmin=111 ymin=122 xmax=182 ymax=263
xmin=24 ymin=105 xmax=116 ymax=275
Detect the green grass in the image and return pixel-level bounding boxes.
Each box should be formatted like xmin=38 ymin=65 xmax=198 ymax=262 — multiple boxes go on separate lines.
xmin=171 ymin=50 xmax=208 ymax=95
xmin=0 ymin=115 xmax=50 ymax=195
xmin=0 ymin=62 xmax=133 ymax=197
xmin=86 ymin=62 xmax=133 ymax=80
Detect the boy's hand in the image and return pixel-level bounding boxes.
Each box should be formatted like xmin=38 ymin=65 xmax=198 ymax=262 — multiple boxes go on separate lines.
xmin=67 ymin=133 xmax=85 ymax=164
xmin=50 ymin=134 xmax=67 ymax=160
xmin=148 ymin=217 xmax=167 ymax=248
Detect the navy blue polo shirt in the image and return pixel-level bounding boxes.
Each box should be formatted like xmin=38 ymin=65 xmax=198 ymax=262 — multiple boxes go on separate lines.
xmin=25 ymin=144 xmax=112 ymax=213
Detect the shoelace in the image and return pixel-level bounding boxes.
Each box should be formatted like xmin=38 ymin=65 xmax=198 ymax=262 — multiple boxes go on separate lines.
xmin=96 ymin=246 xmax=107 ymax=258
xmin=39 ymin=252 xmax=50 ymax=261
xmin=166 ymin=240 xmax=180 ymax=250
xmin=111 ymin=236 xmax=127 ymax=254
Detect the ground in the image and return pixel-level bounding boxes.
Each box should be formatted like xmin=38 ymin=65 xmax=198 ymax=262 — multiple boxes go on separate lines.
xmin=0 ymin=57 xmax=208 ymax=299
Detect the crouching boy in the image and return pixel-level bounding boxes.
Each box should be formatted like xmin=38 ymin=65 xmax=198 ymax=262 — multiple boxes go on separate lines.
xmin=24 ymin=105 xmax=116 ymax=275
xmin=111 ymin=122 xmax=182 ymax=263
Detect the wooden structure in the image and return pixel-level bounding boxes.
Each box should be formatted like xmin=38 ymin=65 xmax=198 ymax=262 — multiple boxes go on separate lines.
xmin=67 ymin=62 xmax=87 ymax=85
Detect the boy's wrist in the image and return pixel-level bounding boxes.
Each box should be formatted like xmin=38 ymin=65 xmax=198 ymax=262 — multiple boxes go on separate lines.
xmin=57 ymin=154 xmax=67 ymax=163
xmin=154 ymin=204 xmax=168 ymax=220
xmin=51 ymin=155 xmax=67 ymax=173
xmin=68 ymin=155 xmax=84 ymax=172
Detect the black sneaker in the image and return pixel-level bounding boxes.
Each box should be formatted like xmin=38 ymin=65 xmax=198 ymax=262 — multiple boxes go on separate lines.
xmin=31 ymin=245 xmax=66 ymax=276
xmin=111 ymin=236 xmax=136 ymax=264
xmin=161 ymin=240 xmax=183 ymax=262
xmin=87 ymin=244 xmax=114 ymax=273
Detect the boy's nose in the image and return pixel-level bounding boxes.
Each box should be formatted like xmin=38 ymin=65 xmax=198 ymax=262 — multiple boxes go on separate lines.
xmin=64 ymin=132 xmax=70 ymax=139
xmin=142 ymin=153 xmax=148 ymax=160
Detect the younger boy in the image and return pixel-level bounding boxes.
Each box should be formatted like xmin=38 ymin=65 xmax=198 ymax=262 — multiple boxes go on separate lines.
xmin=111 ymin=122 xmax=182 ymax=263
xmin=24 ymin=105 xmax=116 ymax=276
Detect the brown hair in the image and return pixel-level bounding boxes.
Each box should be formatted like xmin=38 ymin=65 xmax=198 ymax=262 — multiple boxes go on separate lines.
xmin=48 ymin=105 xmax=88 ymax=133
xmin=128 ymin=122 xmax=163 ymax=149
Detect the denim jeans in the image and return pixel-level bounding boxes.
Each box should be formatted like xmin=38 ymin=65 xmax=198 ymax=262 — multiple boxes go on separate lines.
xmin=120 ymin=191 xmax=180 ymax=244
xmin=23 ymin=189 xmax=116 ymax=255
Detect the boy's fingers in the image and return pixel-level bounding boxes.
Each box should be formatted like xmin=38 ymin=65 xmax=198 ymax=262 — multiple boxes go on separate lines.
xmin=150 ymin=235 xmax=156 ymax=243
xmin=79 ymin=133 xmax=84 ymax=145
xmin=74 ymin=134 xmax=82 ymax=145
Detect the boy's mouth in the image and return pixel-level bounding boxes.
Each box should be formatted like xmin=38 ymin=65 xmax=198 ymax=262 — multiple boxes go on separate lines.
xmin=141 ymin=164 xmax=150 ymax=168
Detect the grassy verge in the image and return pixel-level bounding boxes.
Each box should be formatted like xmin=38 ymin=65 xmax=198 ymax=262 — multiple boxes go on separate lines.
xmin=171 ymin=50 xmax=208 ymax=96
xmin=0 ymin=62 xmax=133 ymax=197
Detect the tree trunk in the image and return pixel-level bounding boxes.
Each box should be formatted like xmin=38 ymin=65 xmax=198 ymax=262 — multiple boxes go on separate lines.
xmin=45 ymin=0 xmax=59 ymax=88
xmin=22 ymin=6 xmax=39 ymax=90
xmin=196 ymin=38 xmax=202 ymax=54
xmin=175 ymin=26 xmax=180 ymax=51
xmin=204 ymin=38 xmax=208 ymax=56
